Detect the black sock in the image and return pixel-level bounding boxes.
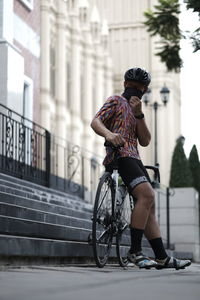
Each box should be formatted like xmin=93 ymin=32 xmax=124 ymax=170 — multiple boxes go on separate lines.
xmin=149 ymin=237 xmax=168 ymax=260
xmin=130 ymin=227 xmax=144 ymax=254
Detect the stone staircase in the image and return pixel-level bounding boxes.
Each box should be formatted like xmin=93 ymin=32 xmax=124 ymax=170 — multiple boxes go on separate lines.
xmin=0 ymin=172 xmax=193 ymax=266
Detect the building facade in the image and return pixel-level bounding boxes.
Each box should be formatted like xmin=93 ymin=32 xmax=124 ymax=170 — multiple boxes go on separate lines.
xmin=89 ymin=0 xmax=181 ymax=185
xmin=0 ymin=0 xmax=40 ymax=122
xmin=40 ymin=0 xmax=113 ymax=147
xmin=40 ymin=0 xmax=113 ymax=196
xmin=0 ymin=0 xmax=181 ymax=191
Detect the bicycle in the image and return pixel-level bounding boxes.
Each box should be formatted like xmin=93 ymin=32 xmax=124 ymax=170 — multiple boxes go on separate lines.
xmin=91 ymin=141 xmax=160 ymax=268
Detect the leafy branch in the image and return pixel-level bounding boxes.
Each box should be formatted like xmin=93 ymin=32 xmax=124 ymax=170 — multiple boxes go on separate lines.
xmin=144 ymin=0 xmax=200 ymax=72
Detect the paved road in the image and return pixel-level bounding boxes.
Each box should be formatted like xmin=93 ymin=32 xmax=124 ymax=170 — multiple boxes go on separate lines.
xmin=0 ymin=263 xmax=200 ymax=300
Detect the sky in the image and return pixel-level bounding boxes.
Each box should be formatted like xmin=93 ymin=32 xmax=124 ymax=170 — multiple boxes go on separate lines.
xmin=179 ymin=1 xmax=200 ymax=157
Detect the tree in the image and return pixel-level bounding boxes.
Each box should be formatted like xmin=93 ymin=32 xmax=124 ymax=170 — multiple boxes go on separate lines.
xmin=169 ymin=138 xmax=193 ymax=187
xmin=185 ymin=0 xmax=200 ymax=52
xmin=189 ymin=145 xmax=200 ymax=193
xmin=144 ymin=0 xmax=200 ymax=72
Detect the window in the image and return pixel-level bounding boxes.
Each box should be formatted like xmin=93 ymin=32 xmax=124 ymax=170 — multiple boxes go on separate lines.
xmin=19 ymin=0 xmax=34 ymax=11
xmin=23 ymin=76 xmax=33 ymax=120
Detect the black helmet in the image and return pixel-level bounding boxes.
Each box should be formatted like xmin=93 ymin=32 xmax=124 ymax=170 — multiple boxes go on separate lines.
xmin=124 ymin=67 xmax=151 ymax=85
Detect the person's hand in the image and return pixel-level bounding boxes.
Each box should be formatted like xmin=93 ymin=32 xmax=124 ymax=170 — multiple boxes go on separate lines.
xmin=129 ymin=96 xmax=143 ymax=116
xmin=105 ymin=132 xmax=125 ymax=147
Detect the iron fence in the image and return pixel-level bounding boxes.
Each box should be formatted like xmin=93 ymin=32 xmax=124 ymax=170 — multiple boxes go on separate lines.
xmin=0 ymin=104 xmax=103 ymax=201
xmin=49 ymin=135 xmax=103 ymax=201
xmin=0 ymin=104 xmax=49 ymax=186
xmin=155 ymin=185 xmax=175 ymax=250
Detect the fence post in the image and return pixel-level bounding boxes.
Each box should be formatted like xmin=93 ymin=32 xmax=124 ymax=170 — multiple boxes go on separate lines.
xmin=45 ymin=130 xmax=51 ymax=187
xmin=166 ymin=187 xmax=170 ymax=249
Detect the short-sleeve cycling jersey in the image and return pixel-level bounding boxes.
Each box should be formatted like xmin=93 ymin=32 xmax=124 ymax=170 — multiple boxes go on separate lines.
xmin=95 ymin=95 xmax=141 ymax=165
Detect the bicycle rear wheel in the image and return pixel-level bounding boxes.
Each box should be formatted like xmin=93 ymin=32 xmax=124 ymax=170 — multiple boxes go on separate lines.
xmin=92 ymin=172 xmax=114 ymax=268
xmin=116 ymin=193 xmax=133 ymax=267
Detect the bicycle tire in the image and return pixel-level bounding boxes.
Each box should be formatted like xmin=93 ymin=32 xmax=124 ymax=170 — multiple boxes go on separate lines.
xmin=92 ymin=172 xmax=114 ymax=268
xmin=116 ymin=193 xmax=132 ymax=267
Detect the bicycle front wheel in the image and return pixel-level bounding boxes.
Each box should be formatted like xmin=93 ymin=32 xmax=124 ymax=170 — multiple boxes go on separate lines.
xmin=92 ymin=172 xmax=114 ymax=268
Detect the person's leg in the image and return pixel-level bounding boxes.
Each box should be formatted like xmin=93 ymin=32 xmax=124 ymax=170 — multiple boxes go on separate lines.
xmin=144 ymin=200 xmax=168 ymax=260
xmin=125 ymin=182 xmax=157 ymax=268
xmin=118 ymin=158 xmax=154 ymax=255
xmin=129 ymin=181 xmax=154 ymax=254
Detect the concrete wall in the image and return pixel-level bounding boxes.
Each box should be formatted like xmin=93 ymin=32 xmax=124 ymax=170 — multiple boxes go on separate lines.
xmin=155 ymin=187 xmax=200 ymax=262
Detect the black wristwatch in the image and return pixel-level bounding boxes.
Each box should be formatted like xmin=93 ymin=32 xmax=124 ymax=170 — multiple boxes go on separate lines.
xmin=134 ymin=113 xmax=145 ymax=119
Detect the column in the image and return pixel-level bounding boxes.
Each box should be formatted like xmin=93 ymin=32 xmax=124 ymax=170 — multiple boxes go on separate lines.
xmin=55 ymin=0 xmax=68 ymax=178
xmin=40 ymin=0 xmax=51 ymax=130
xmin=0 ymin=0 xmax=14 ymax=43
xmin=101 ymin=20 xmax=113 ymax=99
xmin=94 ymin=48 xmax=104 ymax=153
xmin=79 ymin=0 xmax=94 ymax=201
xmin=69 ymin=3 xmax=82 ymax=146
xmin=90 ymin=6 xmax=104 ymax=157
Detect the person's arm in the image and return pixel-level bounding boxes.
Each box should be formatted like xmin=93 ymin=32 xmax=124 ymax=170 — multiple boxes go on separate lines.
xmin=129 ymin=96 xmax=151 ymax=147
xmin=91 ymin=118 xmax=125 ymax=146
xmin=135 ymin=118 xmax=151 ymax=147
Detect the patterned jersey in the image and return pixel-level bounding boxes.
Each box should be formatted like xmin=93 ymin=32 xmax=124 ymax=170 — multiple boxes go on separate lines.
xmin=95 ymin=95 xmax=141 ymax=165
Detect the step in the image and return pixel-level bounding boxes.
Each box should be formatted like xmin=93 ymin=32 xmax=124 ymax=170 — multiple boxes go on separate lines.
xmin=0 ymin=234 xmax=94 ymax=257
xmin=0 ymin=234 xmax=154 ymax=260
xmin=0 ymin=184 xmax=92 ymax=213
xmin=0 ymin=172 xmax=86 ymax=203
xmin=0 ymin=191 xmax=92 ymax=220
xmin=0 ymin=215 xmax=91 ymax=242
xmin=0 ymin=174 xmax=91 ymax=211
xmin=0 ymin=202 xmax=92 ymax=229
xmin=0 ymin=234 xmax=192 ymax=265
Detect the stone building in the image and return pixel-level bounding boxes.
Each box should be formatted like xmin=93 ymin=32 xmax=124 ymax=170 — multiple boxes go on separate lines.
xmin=40 ymin=0 xmax=113 ymax=150
xmin=39 ymin=0 xmax=113 ymax=195
xmin=0 ymin=0 xmax=181 ymax=190
xmin=0 ymin=0 xmax=40 ymax=121
xmin=89 ymin=0 xmax=181 ymax=185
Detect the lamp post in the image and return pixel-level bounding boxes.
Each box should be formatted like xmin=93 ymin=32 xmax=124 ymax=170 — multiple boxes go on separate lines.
xmin=143 ymin=85 xmax=170 ymax=166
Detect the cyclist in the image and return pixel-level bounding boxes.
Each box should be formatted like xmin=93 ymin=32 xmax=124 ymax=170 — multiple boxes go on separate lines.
xmin=91 ymin=67 xmax=191 ymax=269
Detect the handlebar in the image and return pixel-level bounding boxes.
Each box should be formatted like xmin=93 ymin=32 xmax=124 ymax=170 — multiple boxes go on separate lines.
xmin=145 ymin=165 xmax=160 ymax=183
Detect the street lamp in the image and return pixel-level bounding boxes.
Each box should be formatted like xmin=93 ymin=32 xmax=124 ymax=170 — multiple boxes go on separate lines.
xmin=143 ymin=85 xmax=170 ymax=166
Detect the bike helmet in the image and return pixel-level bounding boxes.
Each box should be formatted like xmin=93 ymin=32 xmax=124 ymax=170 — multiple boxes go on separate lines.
xmin=124 ymin=67 xmax=151 ymax=85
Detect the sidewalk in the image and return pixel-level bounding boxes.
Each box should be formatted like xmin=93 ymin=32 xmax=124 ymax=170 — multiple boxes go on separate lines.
xmin=0 ymin=263 xmax=200 ymax=300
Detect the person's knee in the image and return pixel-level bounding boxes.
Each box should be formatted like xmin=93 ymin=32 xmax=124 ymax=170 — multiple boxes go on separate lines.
xmin=138 ymin=189 xmax=155 ymax=209
xmin=144 ymin=191 xmax=155 ymax=209
xmin=132 ymin=183 xmax=155 ymax=209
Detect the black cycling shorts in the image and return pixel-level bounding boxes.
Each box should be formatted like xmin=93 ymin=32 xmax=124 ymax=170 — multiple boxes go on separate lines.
xmin=105 ymin=157 xmax=151 ymax=191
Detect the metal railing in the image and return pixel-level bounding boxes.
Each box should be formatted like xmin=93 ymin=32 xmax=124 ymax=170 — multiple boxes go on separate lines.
xmin=49 ymin=135 xmax=104 ymax=201
xmin=155 ymin=184 xmax=174 ymax=250
xmin=0 ymin=104 xmax=104 ymax=201
xmin=0 ymin=104 xmax=49 ymax=186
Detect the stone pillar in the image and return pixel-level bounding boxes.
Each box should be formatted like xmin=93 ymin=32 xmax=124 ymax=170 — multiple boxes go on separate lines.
xmin=90 ymin=6 xmax=104 ymax=157
xmin=79 ymin=0 xmax=94 ymax=201
xmin=69 ymin=3 xmax=82 ymax=146
xmin=55 ymin=0 xmax=68 ymax=178
xmin=101 ymin=20 xmax=113 ymax=99
xmin=0 ymin=0 xmax=24 ymax=113
xmin=0 ymin=0 xmax=14 ymax=43
xmin=40 ymin=0 xmax=51 ymax=131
